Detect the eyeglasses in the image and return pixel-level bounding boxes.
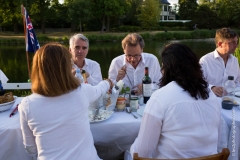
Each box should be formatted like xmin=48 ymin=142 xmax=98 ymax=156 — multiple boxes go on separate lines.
xmin=125 ymin=54 xmax=141 ymax=59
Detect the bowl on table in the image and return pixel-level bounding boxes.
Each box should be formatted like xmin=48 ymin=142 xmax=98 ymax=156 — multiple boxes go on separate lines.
xmin=0 ymin=92 xmax=17 ymax=112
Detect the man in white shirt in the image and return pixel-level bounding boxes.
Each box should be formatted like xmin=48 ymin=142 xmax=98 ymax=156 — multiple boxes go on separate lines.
xmin=69 ymin=34 xmax=102 ymax=85
xmin=200 ymin=28 xmax=240 ymax=97
xmin=108 ymin=33 xmax=161 ymax=94
xmin=0 ymin=69 xmax=8 ymax=83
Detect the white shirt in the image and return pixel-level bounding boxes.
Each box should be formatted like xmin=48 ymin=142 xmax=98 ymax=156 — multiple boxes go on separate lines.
xmin=200 ymin=50 xmax=240 ymax=87
xmin=130 ymin=81 xmax=221 ymax=159
xmin=0 ymin=69 xmax=8 ymax=83
xmin=19 ymin=81 xmax=110 ymax=160
xmin=82 ymin=58 xmax=103 ymax=86
xmin=108 ymin=53 xmax=162 ymax=89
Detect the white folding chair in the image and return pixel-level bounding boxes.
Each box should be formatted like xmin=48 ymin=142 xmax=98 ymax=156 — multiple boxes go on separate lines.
xmin=2 ymin=83 xmax=31 ymax=90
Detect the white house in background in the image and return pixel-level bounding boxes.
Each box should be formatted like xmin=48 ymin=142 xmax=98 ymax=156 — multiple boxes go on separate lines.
xmin=160 ymin=0 xmax=176 ymax=21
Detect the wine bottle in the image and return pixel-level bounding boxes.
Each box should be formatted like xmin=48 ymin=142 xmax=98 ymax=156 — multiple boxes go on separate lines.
xmin=142 ymin=67 xmax=152 ymax=104
xmin=0 ymin=80 xmax=5 ymax=96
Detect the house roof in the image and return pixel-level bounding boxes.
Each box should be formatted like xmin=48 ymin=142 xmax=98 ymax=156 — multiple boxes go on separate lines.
xmin=161 ymin=0 xmax=170 ymax=5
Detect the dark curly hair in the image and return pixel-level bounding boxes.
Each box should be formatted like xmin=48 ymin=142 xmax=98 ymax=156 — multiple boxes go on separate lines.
xmin=159 ymin=43 xmax=209 ymax=100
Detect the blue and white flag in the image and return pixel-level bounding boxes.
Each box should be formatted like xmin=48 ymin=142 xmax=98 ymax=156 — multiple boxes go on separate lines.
xmin=23 ymin=7 xmax=40 ymax=53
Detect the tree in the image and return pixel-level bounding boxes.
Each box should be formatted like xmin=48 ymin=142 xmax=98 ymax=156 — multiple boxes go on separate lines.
xmin=91 ymin=0 xmax=127 ymax=33
xmin=194 ymin=4 xmax=223 ymax=29
xmin=0 ymin=0 xmax=28 ymax=33
xmin=47 ymin=0 xmax=69 ymax=28
xmin=138 ymin=0 xmax=161 ymax=30
xmin=66 ymin=0 xmax=92 ymax=32
xmin=29 ymin=0 xmax=51 ymax=34
xmin=217 ymin=0 xmax=240 ymax=27
xmin=178 ymin=0 xmax=198 ymax=20
xmin=123 ymin=0 xmax=143 ymax=25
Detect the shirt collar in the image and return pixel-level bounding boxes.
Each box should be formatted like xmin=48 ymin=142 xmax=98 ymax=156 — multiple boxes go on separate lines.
xmin=214 ymin=49 xmax=233 ymax=61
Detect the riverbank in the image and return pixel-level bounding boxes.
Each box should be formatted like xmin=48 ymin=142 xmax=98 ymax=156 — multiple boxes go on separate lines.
xmin=0 ymin=29 xmax=219 ymax=45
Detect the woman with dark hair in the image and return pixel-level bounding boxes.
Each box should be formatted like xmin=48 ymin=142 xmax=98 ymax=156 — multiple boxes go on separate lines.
xmin=18 ymin=43 xmax=113 ymax=160
xmin=130 ymin=43 xmax=221 ymax=159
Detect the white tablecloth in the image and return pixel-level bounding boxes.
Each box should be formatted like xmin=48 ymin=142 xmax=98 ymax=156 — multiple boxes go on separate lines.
xmin=0 ymin=98 xmax=32 ymax=160
xmin=1 ymin=97 xmax=239 ymax=160
xmin=0 ymin=98 xmax=142 ymax=160
xmin=221 ymin=106 xmax=240 ymax=160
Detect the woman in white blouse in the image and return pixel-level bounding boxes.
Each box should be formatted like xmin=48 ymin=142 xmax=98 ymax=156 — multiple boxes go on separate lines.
xmin=19 ymin=43 xmax=113 ymax=160
xmin=130 ymin=43 xmax=221 ymax=159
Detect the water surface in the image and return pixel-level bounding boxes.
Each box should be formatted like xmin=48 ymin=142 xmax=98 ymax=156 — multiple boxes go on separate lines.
xmin=0 ymin=39 xmax=216 ymax=82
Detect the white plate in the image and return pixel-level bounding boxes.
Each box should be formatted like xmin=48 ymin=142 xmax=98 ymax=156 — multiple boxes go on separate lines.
xmin=89 ymin=109 xmax=114 ymax=123
xmin=137 ymin=105 xmax=146 ymax=116
xmin=0 ymin=96 xmax=17 ymax=112
xmin=235 ymin=91 xmax=240 ymax=97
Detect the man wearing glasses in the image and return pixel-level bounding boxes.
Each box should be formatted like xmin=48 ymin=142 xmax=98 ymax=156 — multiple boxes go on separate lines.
xmin=108 ymin=33 xmax=161 ymax=94
xmin=200 ymin=28 xmax=240 ymax=96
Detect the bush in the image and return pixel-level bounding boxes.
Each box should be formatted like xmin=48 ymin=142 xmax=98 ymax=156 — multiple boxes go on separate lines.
xmin=234 ymin=44 xmax=240 ymax=63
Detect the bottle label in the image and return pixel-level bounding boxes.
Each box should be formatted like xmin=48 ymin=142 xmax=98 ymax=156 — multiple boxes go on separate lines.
xmin=143 ymin=84 xmax=152 ymax=97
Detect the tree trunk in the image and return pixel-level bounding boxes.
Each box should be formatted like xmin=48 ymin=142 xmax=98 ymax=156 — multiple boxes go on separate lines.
xmin=100 ymin=15 xmax=106 ymax=34
xmin=14 ymin=23 xmax=19 ymax=34
xmin=71 ymin=22 xmax=75 ymax=32
xmin=107 ymin=15 xmax=110 ymax=32
xmin=79 ymin=20 xmax=82 ymax=33
xmin=41 ymin=21 xmax=45 ymax=34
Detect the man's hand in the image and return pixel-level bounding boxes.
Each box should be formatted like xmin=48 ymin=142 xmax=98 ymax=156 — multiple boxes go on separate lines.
xmin=211 ymin=86 xmax=223 ymax=97
xmin=132 ymin=84 xmax=143 ymax=96
xmin=116 ymin=65 xmax=126 ymax=82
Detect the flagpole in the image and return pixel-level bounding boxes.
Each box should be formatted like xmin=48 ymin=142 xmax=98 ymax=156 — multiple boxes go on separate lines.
xmin=21 ymin=5 xmax=31 ymax=80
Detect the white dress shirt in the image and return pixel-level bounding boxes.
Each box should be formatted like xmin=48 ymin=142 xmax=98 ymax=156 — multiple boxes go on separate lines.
xmin=0 ymin=69 xmax=8 ymax=83
xmin=82 ymin=58 xmax=103 ymax=85
xmin=130 ymin=81 xmax=221 ymax=159
xmin=19 ymin=81 xmax=110 ymax=160
xmin=108 ymin=53 xmax=162 ymax=89
xmin=200 ymin=50 xmax=240 ymax=87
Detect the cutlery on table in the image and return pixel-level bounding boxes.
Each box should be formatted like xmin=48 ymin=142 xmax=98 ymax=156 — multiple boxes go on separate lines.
xmin=9 ymin=104 xmax=19 ymax=117
xmin=93 ymin=108 xmax=100 ymax=121
xmin=126 ymin=107 xmax=138 ymax=119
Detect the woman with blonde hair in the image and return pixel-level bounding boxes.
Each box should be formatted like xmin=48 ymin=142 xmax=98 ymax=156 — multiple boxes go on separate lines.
xmin=19 ymin=43 xmax=113 ymax=160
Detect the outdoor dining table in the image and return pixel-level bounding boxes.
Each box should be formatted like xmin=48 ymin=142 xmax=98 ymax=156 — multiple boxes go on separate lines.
xmin=0 ymin=97 xmax=142 ymax=160
xmin=221 ymin=97 xmax=240 ymax=160
xmin=0 ymin=97 xmax=239 ymax=160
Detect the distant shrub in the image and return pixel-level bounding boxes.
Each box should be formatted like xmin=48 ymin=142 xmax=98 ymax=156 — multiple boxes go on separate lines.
xmin=234 ymin=44 xmax=240 ymax=64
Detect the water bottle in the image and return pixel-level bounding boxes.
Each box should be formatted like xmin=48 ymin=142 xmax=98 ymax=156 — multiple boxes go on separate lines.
xmin=224 ymin=76 xmax=236 ymax=100
xmin=75 ymin=68 xmax=84 ymax=83
xmin=0 ymin=80 xmax=5 ymax=96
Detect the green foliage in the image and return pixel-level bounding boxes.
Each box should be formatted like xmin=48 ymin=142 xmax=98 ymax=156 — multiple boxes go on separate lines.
xmin=12 ymin=90 xmax=32 ymax=97
xmin=115 ymin=26 xmax=142 ymax=32
xmin=178 ymin=0 xmax=198 ymax=20
xmin=234 ymin=44 xmax=240 ymax=64
xmin=66 ymin=0 xmax=92 ymax=32
xmin=120 ymin=87 xmax=130 ymax=94
xmin=122 ymin=0 xmax=142 ymax=25
xmin=193 ymin=4 xmax=224 ymax=29
xmin=138 ymin=0 xmax=161 ymax=30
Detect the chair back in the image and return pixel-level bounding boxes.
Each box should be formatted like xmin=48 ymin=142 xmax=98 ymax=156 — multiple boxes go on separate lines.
xmin=133 ymin=148 xmax=230 ymax=160
xmin=2 ymin=83 xmax=31 ymax=90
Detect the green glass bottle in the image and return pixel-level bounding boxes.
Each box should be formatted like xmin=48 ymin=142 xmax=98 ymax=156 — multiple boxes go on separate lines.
xmin=142 ymin=67 xmax=152 ymax=104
